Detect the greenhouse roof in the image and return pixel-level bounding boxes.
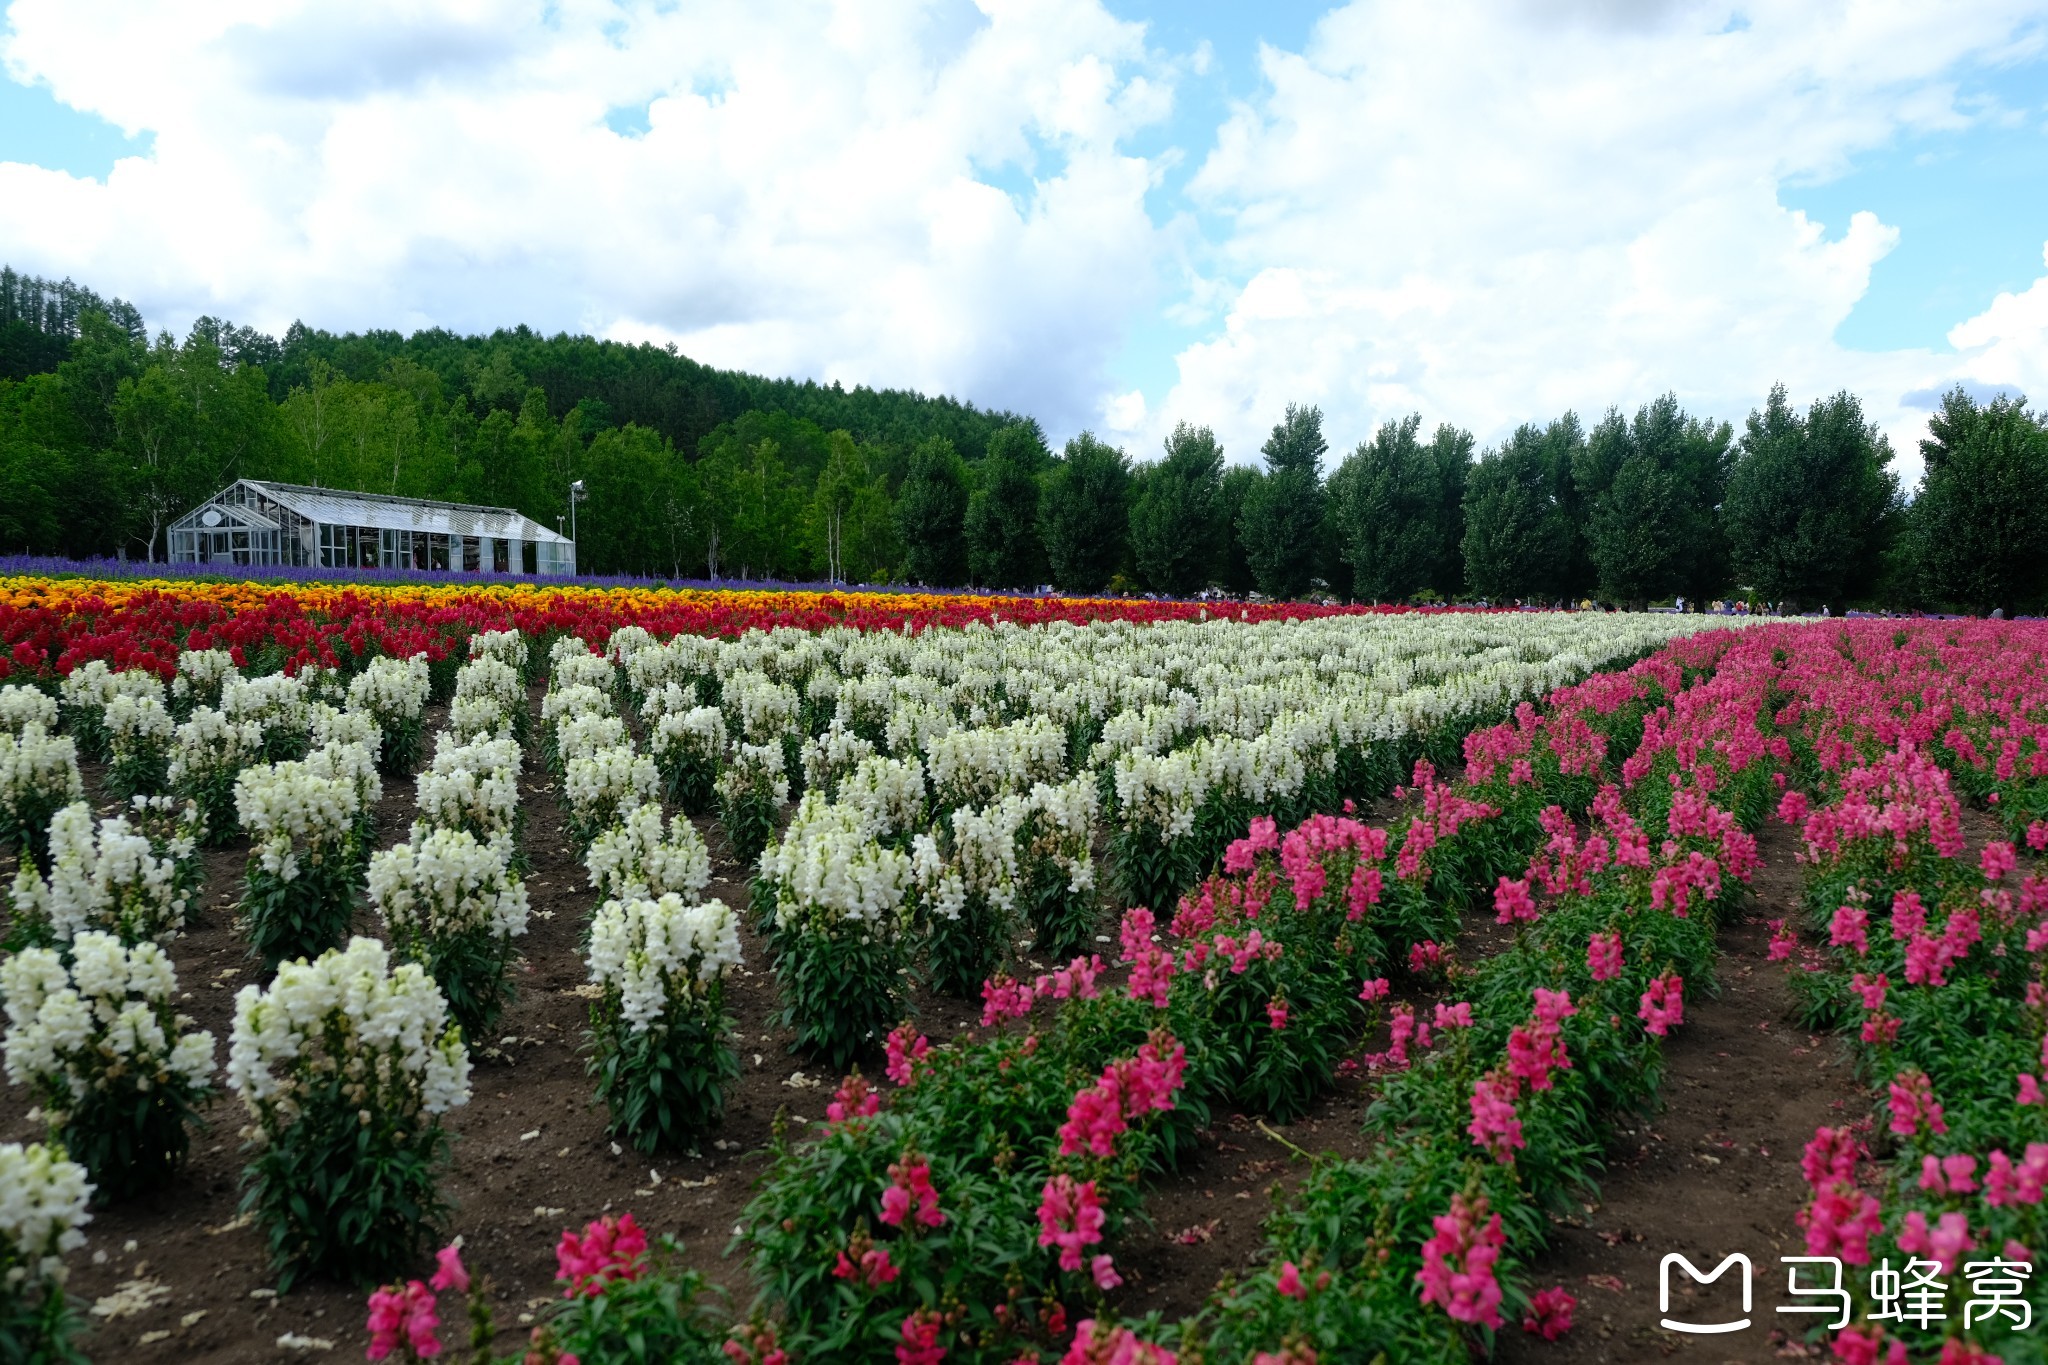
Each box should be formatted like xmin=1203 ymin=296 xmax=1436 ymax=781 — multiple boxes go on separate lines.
xmin=213 ymin=481 xmax=570 ymax=543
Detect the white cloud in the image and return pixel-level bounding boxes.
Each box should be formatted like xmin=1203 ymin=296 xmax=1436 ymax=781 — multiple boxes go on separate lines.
xmin=0 ymin=0 xmax=1170 ymax=433
xmin=3 ymin=0 xmax=2045 ymax=484
xmin=1145 ymin=0 xmax=2048 ymax=482
xmin=1946 ymin=240 xmax=2048 ymax=400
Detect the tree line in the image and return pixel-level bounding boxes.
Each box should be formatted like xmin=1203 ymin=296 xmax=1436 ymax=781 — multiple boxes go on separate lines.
xmin=0 ymin=266 xmax=2043 ymax=613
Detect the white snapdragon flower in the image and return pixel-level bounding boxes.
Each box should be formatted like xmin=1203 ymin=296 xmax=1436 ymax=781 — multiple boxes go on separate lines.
xmin=234 ymin=758 xmax=361 ymax=880
xmin=586 ymin=893 xmax=742 ymax=1033
xmin=551 ymin=647 xmax=614 ymax=695
xmin=369 ymin=829 xmax=529 ymax=943
xmin=540 ymin=684 xmax=614 ymax=729
xmin=452 ymin=656 xmax=524 ymax=726
xmin=562 ymin=746 xmax=660 ymax=837
xmin=720 ymin=671 xmax=799 ymax=745
xmin=227 ymin=937 xmax=470 ymax=1129
xmin=346 ymin=655 xmax=430 ymax=725
xmin=1113 ymin=749 xmax=1205 ymax=842
xmin=10 ymin=802 xmax=194 ymax=943
xmin=0 ymin=723 xmax=82 ymax=818
xmin=714 ymin=741 xmax=790 ymax=811
xmin=604 ymin=626 xmax=656 ymax=668
xmin=835 ymin=755 xmax=928 ymax=842
xmin=554 ymin=712 xmax=627 ymax=767
xmin=760 ymin=794 xmax=914 ymax=937
xmin=468 ymin=629 xmax=525 ymax=670
xmin=221 ymin=672 xmax=310 ymax=741
xmin=0 ymin=1141 xmax=92 ymax=1287
xmin=307 ymin=703 xmax=384 ymax=759
xmin=0 ymin=686 xmax=57 ymax=736
xmin=413 ymin=732 xmax=522 ymax=840
xmin=652 ymin=706 xmax=726 ymax=765
xmin=585 ymin=804 xmax=712 ymax=902
xmin=799 ymin=721 xmax=875 ymax=798
xmin=166 ymin=706 xmax=264 ymax=789
xmin=170 ymin=648 xmax=238 ymax=711
xmin=2 ymin=933 xmax=215 ymax=1125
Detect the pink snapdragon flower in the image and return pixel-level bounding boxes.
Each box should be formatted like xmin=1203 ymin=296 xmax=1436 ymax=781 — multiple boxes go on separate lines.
xmin=879 ymin=1158 xmax=945 ymax=1229
xmin=1036 ymin=956 xmax=1104 ymax=1001
xmin=1407 ymin=940 xmax=1445 ymax=975
xmin=896 ymin=1309 xmax=945 ymax=1365
xmin=1433 ymin=1001 xmax=1473 ymax=1031
xmin=1586 ymin=931 xmax=1623 ymax=981
xmin=1983 ymin=840 xmax=2018 ymax=883
xmin=884 ymin=1025 xmax=930 ymax=1087
xmin=1830 ymin=1326 xmax=1907 ymax=1365
xmin=1830 ymin=906 xmax=1870 ymax=955
xmin=429 ymin=1243 xmax=469 ymax=1295
xmin=833 ymin=1241 xmax=901 ymax=1288
xmin=1896 ymin=1210 xmax=1975 ymax=1274
xmin=366 ymin=1280 xmax=442 ymax=1361
xmin=1522 ymin=1286 xmax=1576 ymax=1340
xmin=1415 ymin=1194 xmax=1505 ymax=1328
xmin=1984 ymin=1144 xmax=2048 ymax=1206
xmin=1493 ymin=875 xmax=1538 ymax=926
xmin=1466 ymin=1072 xmax=1525 ymax=1164
xmin=1266 ymin=997 xmax=1290 ymax=1030
xmin=1036 ymin=1175 xmax=1106 ymax=1271
xmin=980 ymin=975 xmax=1036 ymax=1027
xmin=1918 ymin=1153 xmax=1979 ymax=1195
xmin=1060 ymin=1321 xmax=1177 ymax=1365
xmin=1888 ymin=1069 xmax=1948 ymax=1138
xmin=827 ymin=1072 xmax=882 ymax=1124
xmin=555 ymin=1214 xmax=648 ymax=1298
xmin=1638 ymin=974 xmax=1684 ymax=1037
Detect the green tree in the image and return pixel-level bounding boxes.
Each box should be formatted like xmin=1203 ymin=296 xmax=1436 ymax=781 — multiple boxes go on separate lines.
xmin=1237 ymin=404 xmax=1327 ymax=599
xmin=578 ymin=423 xmax=691 ymax=576
xmin=1327 ymin=415 xmax=1471 ymax=602
xmin=963 ymin=433 xmax=1044 ymax=588
xmin=1725 ymin=385 xmax=1900 ymax=611
xmin=1574 ymin=394 xmax=1733 ymax=606
xmin=1909 ymin=388 xmax=2048 ymax=615
xmin=1215 ymin=465 xmax=1261 ymax=595
xmin=1038 ymin=432 xmax=1131 ymax=593
xmin=895 ymin=436 xmax=970 ymax=586
xmin=1129 ymin=422 xmax=1224 ymax=596
xmin=1461 ymin=416 xmax=1588 ymax=603
xmin=843 ymin=480 xmax=900 ymax=583
xmin=808 ymin=431 xmax=868 ymax=585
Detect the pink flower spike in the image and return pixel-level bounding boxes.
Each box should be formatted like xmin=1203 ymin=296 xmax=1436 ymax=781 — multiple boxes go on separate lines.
xmin=1522 ymin=1286 xmax=1576 ymax=1340
xmin=429 ymin=1242 xmax=469 ymax=1294
xmin=1982 ymin=840 xmax=2017 ymax=883
xmin=1276 ymin=1261 xmax=1307 ymax=1299
xmin=1090 ymin=1254 xmax=1122 ymax=1291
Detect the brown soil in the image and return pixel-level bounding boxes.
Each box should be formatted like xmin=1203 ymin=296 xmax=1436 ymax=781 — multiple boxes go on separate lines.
xmin=2 ymin=753 xmax=1878 ymax=1364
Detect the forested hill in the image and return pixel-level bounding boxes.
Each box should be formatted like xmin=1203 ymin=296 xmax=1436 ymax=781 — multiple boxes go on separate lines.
xmin=0 ymin=265 xmax=1034 ymax=577
xmin=4 ymin=266 xmax=2045 ymax=614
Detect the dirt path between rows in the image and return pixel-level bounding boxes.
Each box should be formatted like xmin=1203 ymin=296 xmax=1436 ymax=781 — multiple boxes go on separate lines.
xmin=1497 ymin=819 xmax=1868 ymax=1365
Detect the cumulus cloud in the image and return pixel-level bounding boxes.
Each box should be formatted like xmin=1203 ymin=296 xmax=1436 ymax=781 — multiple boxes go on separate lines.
xmin=1945 ymin=241 xmax=2048 ymax=404
xmin=1118 ymin=0 xmax=2048 ymax=483
xmin=0 ymin=0 xmax=1172 ymax=434
xmin=3 ymin=0 xmax=2044 ymax=484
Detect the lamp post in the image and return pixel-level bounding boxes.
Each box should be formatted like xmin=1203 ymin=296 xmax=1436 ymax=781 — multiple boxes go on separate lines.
xmin=568 ymin=479 xmax=587 ymax=576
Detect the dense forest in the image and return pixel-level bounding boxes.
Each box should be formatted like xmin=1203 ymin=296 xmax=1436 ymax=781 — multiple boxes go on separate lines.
xmin=2 ymin=265 xmax=2045 ymax=613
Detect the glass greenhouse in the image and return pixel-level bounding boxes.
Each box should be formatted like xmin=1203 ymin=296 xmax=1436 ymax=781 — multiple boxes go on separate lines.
xmin=167 ymin=480 xmax=576 ymax=574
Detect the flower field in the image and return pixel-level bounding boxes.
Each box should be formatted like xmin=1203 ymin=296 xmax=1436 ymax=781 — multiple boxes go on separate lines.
xmin=0 ymin=576 xmax=2044 ymax=1364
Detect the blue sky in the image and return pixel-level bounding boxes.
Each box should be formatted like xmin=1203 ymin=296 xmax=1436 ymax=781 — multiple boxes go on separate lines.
xmin=3 ymin=1 xmax=2047 ymax=478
